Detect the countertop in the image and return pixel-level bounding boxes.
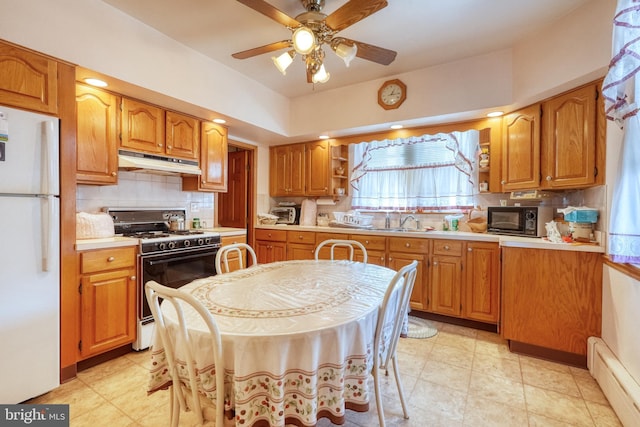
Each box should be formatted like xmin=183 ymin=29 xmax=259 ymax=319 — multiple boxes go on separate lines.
xmin=255 ymin=224 xmax=605 ymax=253
xmin=76 ymin=227 xmax=247 ymax=251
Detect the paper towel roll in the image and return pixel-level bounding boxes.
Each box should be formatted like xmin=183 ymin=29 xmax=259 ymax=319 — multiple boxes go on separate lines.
xmin=300 ymin=199 xmax=317 ymax=226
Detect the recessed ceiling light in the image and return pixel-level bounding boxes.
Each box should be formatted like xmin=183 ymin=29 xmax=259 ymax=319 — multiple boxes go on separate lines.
xmin=390 ymin=124 xmax=403 ymax=129
xmin=84 ymin=78 xmax=108 ymax=87
xmin=319 ymin=134 xmax=329 ymax=140
xmin=213 ymin=118 xmax=226 ymax=124
xmin=487 ymin=111 xmax=504 ymax=118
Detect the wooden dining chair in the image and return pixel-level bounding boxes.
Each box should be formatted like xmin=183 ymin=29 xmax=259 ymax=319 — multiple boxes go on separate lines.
xmin=215 ymin=242 xmax=257 ymax=274
xmin=314 ymin=239 xmax=368 ymax=263
xmin=145 ymin=280 xmax=225 ymax=427
xmin=372 ymin=260 xmax=418 ymax=427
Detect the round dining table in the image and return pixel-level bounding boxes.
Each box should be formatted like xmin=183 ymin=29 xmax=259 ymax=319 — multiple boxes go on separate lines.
xmin=147 ymin=259 xmax=399 ymax=427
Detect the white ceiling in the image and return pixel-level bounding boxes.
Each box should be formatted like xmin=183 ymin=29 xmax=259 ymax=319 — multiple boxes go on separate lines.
xmin=101 ymin=0 xmax=590 ymax=100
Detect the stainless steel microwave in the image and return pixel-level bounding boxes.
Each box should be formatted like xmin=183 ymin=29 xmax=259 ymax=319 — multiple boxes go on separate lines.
xmin=269 ymin=206 xmax=301 ymax=225
xmin=487 ymin=206 xmax=554 ymax=237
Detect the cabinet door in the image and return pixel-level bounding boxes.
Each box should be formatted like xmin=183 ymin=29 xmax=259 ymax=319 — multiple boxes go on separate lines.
xmin=270 ymin=145 xmax=289 ymax=196
xmin=388 ymin=237 xmax=429 ymax=311
xmin=220 ymin=235 xmax=248 ymax=272
xmin=166 ymin=111 xmax=199 ymax=160
xmin=306 ymin=141 xmax=331 ymax=196
xmin=502 ymin=247 xmax=602 ymax=356
xmin=542 ymin=84 xmax=597 ymax=189
xmin=501 ymin=104 xmax=541 ymax=191
xmin=287 ymin=243 xmax=316 ymax=260
xmin=464 ymin=242 xmax=500 ymax=324
xmin=0 ymin=42 xmax=58 ymax=114
xmin=80 ymin=267 xmax=136 ymax=358
xmin=430 ymin=255 xmax=462 ymax=317
xmin=121 ymin=98 xmax=165 ymax=154
xmin=199 ymin=121 xmax=228 ymax=191
xmin=289 ymin=144 xmax=306 ymax=196
xmin=255 ymin=240 xmax=286 ymax=264
xmin=76 ymin=84 xmax=119 ymax=184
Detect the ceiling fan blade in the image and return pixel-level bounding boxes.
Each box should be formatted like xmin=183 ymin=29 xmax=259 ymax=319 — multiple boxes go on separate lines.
xmin=344 ymin=39 xmax=397 ymax=65
xmin=236 ymin=0 xmax=301 ymax=28
xmin=231 ymin=40 xmax=291 ymax=59
xmin=325 ymin=0 xmax=388 ymax=32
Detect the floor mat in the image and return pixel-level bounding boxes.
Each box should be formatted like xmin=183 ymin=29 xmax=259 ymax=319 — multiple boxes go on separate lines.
xmin=406 ymin=316 xmax=438 ymax=339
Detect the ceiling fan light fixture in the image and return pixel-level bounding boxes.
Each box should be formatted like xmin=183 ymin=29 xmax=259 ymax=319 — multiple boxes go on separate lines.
xmin=272 ymin=50 xmax=295 ymax=75
xmin=312 ymin=64 xmax=330 ymax=84
xmin=332 ymin=40 xmax=357 ymax=67
xmin=292 ymin=26 xmax=316 ymax=55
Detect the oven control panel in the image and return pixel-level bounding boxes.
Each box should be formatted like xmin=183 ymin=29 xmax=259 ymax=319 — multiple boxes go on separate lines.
xmin=140 ymin=235 xmax=221 ymax=254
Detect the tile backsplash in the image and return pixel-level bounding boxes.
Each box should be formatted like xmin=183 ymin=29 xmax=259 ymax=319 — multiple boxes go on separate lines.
xmin=76 ymin=171 xmax=214 ymax=226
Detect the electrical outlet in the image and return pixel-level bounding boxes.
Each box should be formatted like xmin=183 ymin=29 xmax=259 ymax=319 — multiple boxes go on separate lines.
xmin=190 ymin=202 xmax=199 ymax=212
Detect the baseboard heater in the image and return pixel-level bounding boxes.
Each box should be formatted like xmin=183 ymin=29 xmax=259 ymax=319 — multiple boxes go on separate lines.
xmin=587 ymin=337 xmax=640 ymax=426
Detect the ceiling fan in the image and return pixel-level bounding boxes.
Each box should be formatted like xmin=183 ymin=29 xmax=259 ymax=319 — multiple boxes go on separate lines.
xmin=232 ymin=0 xmax=397 ymax=84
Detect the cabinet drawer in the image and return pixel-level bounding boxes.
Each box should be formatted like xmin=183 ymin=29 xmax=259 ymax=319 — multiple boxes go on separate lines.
xmin=315 ymin=232 xmax=347 ymax=244
xmin=221 ymin=234 xmax=247 ymax=246
xmin=81 ymin=247 xmax=136 ymax=273
xmin=432 ymin=240 xmax=463 ymax=256
xmin=287 ymin=230 xmax=315 ymax=244
xmin=388 ymin=237 xmax=428 ymax=253
xmin=255 ymin=229 xmax=287 ymax=242
xmin=350 ymin=234 xmax=387 ymax=251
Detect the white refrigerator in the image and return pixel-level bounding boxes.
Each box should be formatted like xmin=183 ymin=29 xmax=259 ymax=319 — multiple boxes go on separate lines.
xmin=0 ymin=105 xmax=60 ymax=403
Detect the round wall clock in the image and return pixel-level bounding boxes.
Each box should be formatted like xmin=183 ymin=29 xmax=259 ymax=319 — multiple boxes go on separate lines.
xmin=377 ymin=79 xmax=407 ymax=110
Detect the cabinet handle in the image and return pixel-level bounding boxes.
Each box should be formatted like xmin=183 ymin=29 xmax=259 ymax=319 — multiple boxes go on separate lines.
xmin=107 ymin=256 xmax=115 ymax=262
xmin=444 ymin=245 xmax=450 ymax=250
xmin=365 ymin=240 xmax=369 ymax=244
xmin=157 ymin=143 xmax=162 ymax=147
xmin=130 ymin=276 xmax=136 ymax=280
xmin=405 ymin=243 xmax=410 ymax=248
xmin=468 ymin=247 xmax=473 ymax=252
xmin=167 ymin=145 xmax=172 ymax=149
xmin=546 ymin=175 xmax=552 ymax=181
xmin=111 ymin=171 xmax=117 ymax=176
xmin=389 ymin=257 xmax=393 ymax=262
xmin=433 ymin=261 xmax=438 ymax=266
xmin=501 ymin=180 xmax=506 ymax=185
xmin=380 ymin=256 xmax=385 ymax=262
xmin=299 ymin=235 xmax=303 ymax=240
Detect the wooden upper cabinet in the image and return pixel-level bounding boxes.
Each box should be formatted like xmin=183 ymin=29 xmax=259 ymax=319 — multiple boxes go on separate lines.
xmin=269 ymin=144 xmax=305 ymax=196
xmin=541 ymin=83 xmax=597 ymax=189
xmin=306 ymin=140 xmax=331 ymax=196
xmin=183 ymin=121 xmax=227 ymax=192
xmin=0 ymin=41 xmax=58 ymax=114
xmin=120 ymin=97 xmax=165 ymax=154
xmin=75 ymin=84 xmax=119 ymax=184
xmin=165 ymin=110 xmax=199 ymax=160
xmin=501 ymin=104 xmax=541 ymax=191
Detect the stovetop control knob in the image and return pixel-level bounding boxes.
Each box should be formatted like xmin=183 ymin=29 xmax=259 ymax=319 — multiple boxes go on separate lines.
xmin=158 ymin=242 xmax=167 ymax=251
xmin=168 ymin=241 xmax=177 ymax=250
xmin=183 ymin=240 xmax=191 ymax=247
xmin=197 ymin=238 xmax=205 ymax=245
xmin=205 ymin=237 xmax=212 ymax=244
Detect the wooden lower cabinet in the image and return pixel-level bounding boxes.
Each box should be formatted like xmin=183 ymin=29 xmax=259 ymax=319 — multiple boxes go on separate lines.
xmin=501 ymin=247 xmax=602 ymax=356
xmin=464 ymin=242 xmax=500 ymax=323
xmin=219 ymin=234 xmax=248 ymax=272
xmin=388 ymin=237 xmax=429 ymax=311
xmin=287 ymin=230 xmax=316 ymax=260
xmin=349 ymin=233 xmax=386 ymax=266
xmin=255 ymin=229 xmax=287 ymax=263
xmin=430 ymin=240 xmax=464 ymax=317
xmin=78 ymin=247 xmax=137 ymax=359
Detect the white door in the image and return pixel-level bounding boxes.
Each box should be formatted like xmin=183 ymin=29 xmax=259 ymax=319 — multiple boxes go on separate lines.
xmin=0 ymin=105 xmax=59 ymax=195
xmin=0 ymin=195 xmax=60 ymax=403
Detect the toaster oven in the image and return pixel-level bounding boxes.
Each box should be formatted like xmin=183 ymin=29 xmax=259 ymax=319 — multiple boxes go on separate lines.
xmin=269 ymin=206 xmax=301 ymax=225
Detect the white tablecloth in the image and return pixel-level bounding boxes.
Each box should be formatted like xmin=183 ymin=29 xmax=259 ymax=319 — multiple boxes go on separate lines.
xmin=147 ymin=260 xmax=398 ymax=427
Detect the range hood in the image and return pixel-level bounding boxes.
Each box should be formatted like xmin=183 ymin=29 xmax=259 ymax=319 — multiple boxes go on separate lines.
xmin=118 ymin=150 xmax=201 ymax=175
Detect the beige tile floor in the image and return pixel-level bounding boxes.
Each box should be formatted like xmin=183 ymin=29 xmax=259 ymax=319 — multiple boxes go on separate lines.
xmin=28 ymin=321 xmax=622 ymax=427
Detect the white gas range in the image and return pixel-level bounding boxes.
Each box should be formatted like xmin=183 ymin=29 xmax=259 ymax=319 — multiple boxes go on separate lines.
xmin=105 ymin=207 xmax=222 ymax=350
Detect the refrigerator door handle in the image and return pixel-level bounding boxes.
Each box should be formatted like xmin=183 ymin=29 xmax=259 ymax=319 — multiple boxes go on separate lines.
xmin=42 ymin=195 xmax=55 ymax=272
xmin=41 ymin=120 xmax=57 ymax=195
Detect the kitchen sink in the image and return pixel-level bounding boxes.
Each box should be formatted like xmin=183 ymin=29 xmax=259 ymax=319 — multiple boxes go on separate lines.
xmin=375 ymin=227 xmax=423 ymax=233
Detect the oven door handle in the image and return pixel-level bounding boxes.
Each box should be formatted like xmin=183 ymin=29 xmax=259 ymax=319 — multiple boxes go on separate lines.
xmin=147 ymin=251 xmax=217 ymax=265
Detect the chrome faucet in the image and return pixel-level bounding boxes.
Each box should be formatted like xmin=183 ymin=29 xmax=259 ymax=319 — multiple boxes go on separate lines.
xmin=385 ymin=212 xmax=391 ymax=229
xmin=399 ymin=214 xmax=420 ymax=230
